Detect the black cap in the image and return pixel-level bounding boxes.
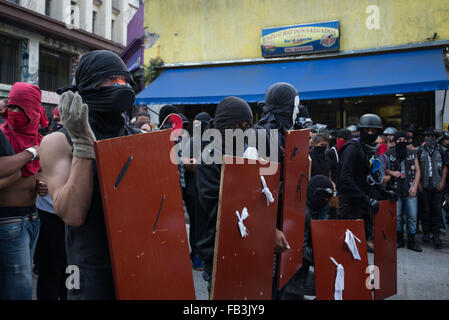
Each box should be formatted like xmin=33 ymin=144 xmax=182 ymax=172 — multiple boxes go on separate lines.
xmin=335 ymin=128 xmax=352 ymax=140
xmin=393 ymin=130 xmax=408 ymax=142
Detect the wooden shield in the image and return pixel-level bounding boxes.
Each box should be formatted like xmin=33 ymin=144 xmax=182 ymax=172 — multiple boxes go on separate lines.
xmin=94 ymin=130 xmax=195 ymax=300
xmin=311 ymin=220 xmax=372 ymax=300
xmin=211 ymin=156 xmax=280 ymax=300
xmin=374 ymin=200 xmax=397 ymax=300
xmin=276 ymin=129 xmax=310 ymax=289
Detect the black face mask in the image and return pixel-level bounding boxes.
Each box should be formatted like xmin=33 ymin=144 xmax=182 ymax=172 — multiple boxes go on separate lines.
xmin=360 ymin=131 xmax=378 ymax=146
xmin=312 ymin=146 xmax=327 ymax=155
xmin=396 ymin=141 xmax=408 ymax=160
xmin=82 ymin=85 xmax=135 ymax=140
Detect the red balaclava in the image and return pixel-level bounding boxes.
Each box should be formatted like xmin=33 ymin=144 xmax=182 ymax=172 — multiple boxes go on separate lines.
xmin=336 ymin=138 xmax=348 ymax=151
xmin=0 ymin=83 xmax=49 ymax=177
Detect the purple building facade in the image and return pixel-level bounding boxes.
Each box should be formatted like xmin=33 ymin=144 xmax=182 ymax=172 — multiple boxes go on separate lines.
xmin=121 ymin=2 xmax=145 ymax=91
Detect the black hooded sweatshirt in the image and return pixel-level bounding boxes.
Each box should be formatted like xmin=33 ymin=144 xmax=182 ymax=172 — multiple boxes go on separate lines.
xmin=337 ymin=138 xmax=374 ymax=205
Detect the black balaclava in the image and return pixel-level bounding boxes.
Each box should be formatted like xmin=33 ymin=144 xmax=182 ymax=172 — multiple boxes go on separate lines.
xmin=213 ymin=97 xmax=253 ymax=131
xmin=194 ymin=112 xmax=212 ymax=135
xmin=264 ymin=82 xmax=299 ymax=130
xmin=393 ymin=130 xmax=408 ymax=160
xmin=211 ymin=96 xmax=253 ymax=155
xmin=306 ymin=175 xmax=334 ymax=213
xmin=158 ymin=105 xmax=179 ymax=129
xmin=57 ymin=50 xmax=135 ymax=140
xmin=360 ymin=130 xmax=379 ymax=146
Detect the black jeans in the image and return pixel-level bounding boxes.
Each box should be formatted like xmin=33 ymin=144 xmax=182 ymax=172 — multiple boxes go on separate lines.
xmin=34 ymin=210 xmax=67 ymax=300
xmin=341 ymin=199 xmax=373 ymax=241
xmin=420 ymin=188 xmax=443 ymax=235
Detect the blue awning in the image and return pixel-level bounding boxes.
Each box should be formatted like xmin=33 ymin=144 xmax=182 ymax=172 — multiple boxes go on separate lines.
xmin=135 ymin=48 xmax=449 ymax=105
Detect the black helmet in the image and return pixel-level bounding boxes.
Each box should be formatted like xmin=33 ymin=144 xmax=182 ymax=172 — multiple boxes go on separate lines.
xmin=442 ymin=131 xmax=449 ymax=140
xmin=358 ymin=114 xmax=383 ymax=129
xmin=346 ymin=124 xmax=358 ymax=132
xmin=383 ymin=127 xmax=397 ymax=135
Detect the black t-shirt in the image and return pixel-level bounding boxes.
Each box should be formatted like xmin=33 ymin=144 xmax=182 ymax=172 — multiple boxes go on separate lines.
xmin=0 ymin=130 xmax=14 ymax=156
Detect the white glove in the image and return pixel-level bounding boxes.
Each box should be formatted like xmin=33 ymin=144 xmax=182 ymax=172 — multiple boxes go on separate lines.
xmin=59 ymin=91 xmax=96 ymax=159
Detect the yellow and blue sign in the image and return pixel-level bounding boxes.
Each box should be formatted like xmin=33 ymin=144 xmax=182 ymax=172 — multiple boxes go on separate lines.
xmin=261 ymin=20 xmax=340 ymax=57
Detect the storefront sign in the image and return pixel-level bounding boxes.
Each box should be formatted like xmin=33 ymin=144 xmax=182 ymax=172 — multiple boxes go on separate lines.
xmin=261 ymin=20 xmax=340 ymax=57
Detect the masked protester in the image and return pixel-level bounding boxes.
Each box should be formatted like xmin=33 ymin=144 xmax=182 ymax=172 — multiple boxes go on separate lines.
xmin=256 ymin=82 xmax=300 ymax=163
xmin=196 ymin=96 xmax=256 ymax=295
xmin=39 ymin=50 xmax=139 ymax=300
xmin=181 ymin=112 xmax=212 ymax=272
xmin=280 ymin=175 xmax=335 ymax=300
xmin=385 ymin=131 xmax=422 ymax=252
xmin=337 ymin=114 xmax=384 ymax=252
xmin=310 ymin=133 xmax=330 ymax=177
xmin=0 ymin=82 xmax=49 ymax=299
xmin=325 ymin=128 xmax=352 ymax=219
xmin=416 ymin=128 xmax=448 ymax=249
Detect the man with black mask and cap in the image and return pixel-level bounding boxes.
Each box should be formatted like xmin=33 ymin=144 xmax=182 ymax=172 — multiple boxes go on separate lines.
xmin=337 ymin=114 xmax=385 ymax=252
xmin=385 ymin=130 xmax=422 ymax=252
xmin=416 ymin=127 xmax=448 ymax=249
xmin=39 ymin=50 xmax=139 ymax=300
xmin=281 ymin=175 xmax=335 ymax=300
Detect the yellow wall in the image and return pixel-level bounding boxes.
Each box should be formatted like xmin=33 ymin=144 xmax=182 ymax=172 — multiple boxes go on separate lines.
xmin=144 ymin=0 xmax=449 ymax=64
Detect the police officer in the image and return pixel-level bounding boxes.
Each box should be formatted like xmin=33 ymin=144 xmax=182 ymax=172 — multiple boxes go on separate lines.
xmin=337 ymin=114 xmax=384 ymax=251
xmin=417 ymin=128 xmax=448 ymax=249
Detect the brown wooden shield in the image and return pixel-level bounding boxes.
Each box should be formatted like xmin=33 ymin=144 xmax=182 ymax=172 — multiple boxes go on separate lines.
xmin=311 ymin=220 xmax=373 ymax=300
xmin=374 ymin=200 xmax=397 ymax=300
xmin=94 ymin=130 xmax=195 ymax=300
xmin=276 ymin=129 xmax=310 ymax=289
xmin=211 ymin=156 xmax=280 ymax=300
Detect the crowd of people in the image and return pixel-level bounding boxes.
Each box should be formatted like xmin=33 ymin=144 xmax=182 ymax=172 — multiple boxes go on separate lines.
xmin=0 ymin=50 xmax=447 ymax=300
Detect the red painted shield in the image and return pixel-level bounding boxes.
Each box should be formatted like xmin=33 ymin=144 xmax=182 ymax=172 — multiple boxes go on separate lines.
xmin=94 ymin=130 xmax=195 ymax=300
xmin=211 ymin=156 xmax=280 ymax=300
xmin=374 ymin=200 xmax=397 ymax=300
xmin=276 ymin=129 xmax=310 ymax=289
xmin=311 ymin=220 xmax=373 ymax=300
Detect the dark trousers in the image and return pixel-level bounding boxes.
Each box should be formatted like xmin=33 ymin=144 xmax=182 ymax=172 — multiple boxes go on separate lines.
xmin=183 ymin=190 xmax=200 ymax=258
xmin=341 ymin=199 xmax=373 ymax=241
xmin=421 ymin=188 xmax=443 ymax=235
xmin=33 ymin=210 xmax=67 ymax=300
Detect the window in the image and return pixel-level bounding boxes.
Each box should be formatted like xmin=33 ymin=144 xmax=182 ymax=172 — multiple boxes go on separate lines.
xmin=92 ymin=11 xmax=97 ymax=34
xmin=111 ymin=19 xmax=115 ymax=41
xmin=0 ymin=33 xmax=21 ymax=85
xmin=45 ymin=0 xmax=51 ymax=16
xmin=39 ymin=47 xmax=71 ymax=92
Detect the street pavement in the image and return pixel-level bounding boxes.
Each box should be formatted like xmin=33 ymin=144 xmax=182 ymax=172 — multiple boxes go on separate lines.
xmin=32 ymin=224 xmax=448 ymax=301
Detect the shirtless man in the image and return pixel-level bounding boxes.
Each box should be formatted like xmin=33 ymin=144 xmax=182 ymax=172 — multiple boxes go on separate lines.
xmin=40 ymin=50 xmax=138 ymax=300
xmin=0 ymin=82 xmax=49 ymax=300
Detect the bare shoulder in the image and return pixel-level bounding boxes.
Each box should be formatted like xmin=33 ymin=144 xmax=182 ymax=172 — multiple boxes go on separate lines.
xmin=40 ymin=132 xmax=72 ymax=174
xmin=41 ymin=132 xmax=71 ymax=158
xmin=40 ymin=132 xmax=73 ymax=199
